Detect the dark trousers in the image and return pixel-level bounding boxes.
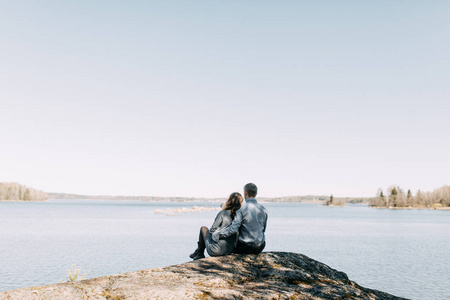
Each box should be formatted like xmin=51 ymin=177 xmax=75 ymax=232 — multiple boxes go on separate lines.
xmin=234 ymin=241 xmax=265 ymax=254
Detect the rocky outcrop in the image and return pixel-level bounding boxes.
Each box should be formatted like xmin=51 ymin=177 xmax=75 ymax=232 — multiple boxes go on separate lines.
xmin=0 ymin=252 xmax=407 ymax=299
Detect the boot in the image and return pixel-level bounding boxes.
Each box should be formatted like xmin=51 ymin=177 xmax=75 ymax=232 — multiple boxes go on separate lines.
xmin=192 ymin=251 xmax=205 ymax=260
xmin=189 ymin=242 xmax=202 ymax=259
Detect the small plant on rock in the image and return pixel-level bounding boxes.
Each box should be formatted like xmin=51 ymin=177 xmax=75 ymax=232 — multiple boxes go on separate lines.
xmin=66 ymin=264 xmax=86 ymax=282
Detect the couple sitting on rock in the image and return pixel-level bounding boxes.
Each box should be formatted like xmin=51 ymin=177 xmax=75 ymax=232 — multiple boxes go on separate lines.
xmin=190 ymin=183 xmax=268 ymax=260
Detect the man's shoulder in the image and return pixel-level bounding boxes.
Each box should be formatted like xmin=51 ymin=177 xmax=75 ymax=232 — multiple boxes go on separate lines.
xmin=239 ymin=199 xmax=254 ymax=211
xmin=254 ymin=200 xmax=268 ymax=214
xmin=259 ymin=203 xmax=268 ymax=213
xmin=246 ymin=199 xmax=267 ymax=210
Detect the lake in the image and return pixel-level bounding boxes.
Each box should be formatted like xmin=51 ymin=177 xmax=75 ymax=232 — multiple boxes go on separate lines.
xmin=1 ymin=200 xmax=449 ymax=299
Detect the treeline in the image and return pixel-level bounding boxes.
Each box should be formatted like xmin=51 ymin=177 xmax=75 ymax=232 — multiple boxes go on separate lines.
xmin=0 ymin=182 xmax=49 ymax=201
xmin=48 ymin=193 xmax=370 ymax=204
xmin=369 ymin=185 xmax=450 ymax=208
xmin=49 ymin=193 xmax=333 ymax=203
xmin=48 ymin=193 xmax=226 ymax=202
xmin=259 ymin=195 xmax=329 ymax=203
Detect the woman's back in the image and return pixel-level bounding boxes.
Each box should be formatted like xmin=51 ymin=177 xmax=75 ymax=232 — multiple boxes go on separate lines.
xmin=207 ymin=210 xmax=238 ymax=256
xmin=189 ymin=192 xmax=243 ymax=260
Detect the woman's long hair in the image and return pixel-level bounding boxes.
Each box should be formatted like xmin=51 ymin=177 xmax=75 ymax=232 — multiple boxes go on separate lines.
xmin=223 ymin=192 xmax=243 ymax=220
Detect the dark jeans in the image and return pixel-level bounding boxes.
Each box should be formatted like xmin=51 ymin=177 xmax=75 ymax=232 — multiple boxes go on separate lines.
xmin=234 ymin=241 xmax=265 ymax=254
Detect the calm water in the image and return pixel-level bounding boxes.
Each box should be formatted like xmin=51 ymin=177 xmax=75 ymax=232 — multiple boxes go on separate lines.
xmin=1 ymin=200 xmax=449 ymax=299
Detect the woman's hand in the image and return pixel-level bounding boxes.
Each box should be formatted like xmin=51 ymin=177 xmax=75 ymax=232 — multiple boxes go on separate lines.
xmin=212 ymin=231 xmax=220 ymax=242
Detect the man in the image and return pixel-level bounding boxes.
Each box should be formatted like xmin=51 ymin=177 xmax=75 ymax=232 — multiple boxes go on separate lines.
xmin=212 ymin=183 xmax=268 ymax=254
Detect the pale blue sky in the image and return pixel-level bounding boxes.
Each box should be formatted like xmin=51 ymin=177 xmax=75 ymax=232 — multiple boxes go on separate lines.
xmin=1 ymin=1 xmax=449 ymax=197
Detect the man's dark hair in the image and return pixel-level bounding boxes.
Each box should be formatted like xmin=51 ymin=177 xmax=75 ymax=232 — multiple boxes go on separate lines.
xmin=244 ymin=183 xmax=258 ymax=197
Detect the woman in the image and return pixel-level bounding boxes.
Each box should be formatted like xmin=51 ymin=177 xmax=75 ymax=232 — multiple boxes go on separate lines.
xmin=189 ymin=192 xmax=243 ymax=260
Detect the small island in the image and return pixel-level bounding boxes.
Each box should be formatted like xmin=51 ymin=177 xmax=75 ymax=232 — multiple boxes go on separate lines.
xmin=323 ymin=194 xmax=346 ymax=207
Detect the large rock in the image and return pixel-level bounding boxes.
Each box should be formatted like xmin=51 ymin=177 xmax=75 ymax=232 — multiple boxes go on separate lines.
xmin=0 ymin=252 xmax=407 ymax=299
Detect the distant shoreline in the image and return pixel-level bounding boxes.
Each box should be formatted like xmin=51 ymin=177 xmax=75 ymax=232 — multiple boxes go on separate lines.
xmin=46 ymin=193 xmax=343 ymax=203
xmin=0 ymin=199 xmax=48 ymax=202
xmin=371 ymin=206 xmax=450 ymax=211
xmin=2 ymin=199 xmax=449 ymax=210
xmin=0 ymin=198 xmax=334 ymax=204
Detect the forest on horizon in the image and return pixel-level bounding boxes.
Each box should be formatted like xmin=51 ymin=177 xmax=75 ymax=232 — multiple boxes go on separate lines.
xmin=369 ymin=185 xmax=450 ymax=208
xmin=0 ymin=182 xmax=48 ymax=201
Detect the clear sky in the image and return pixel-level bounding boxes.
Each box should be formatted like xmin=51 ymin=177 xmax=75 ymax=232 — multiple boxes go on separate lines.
xmin=1 ymin=1 xmax=449 ymax=198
